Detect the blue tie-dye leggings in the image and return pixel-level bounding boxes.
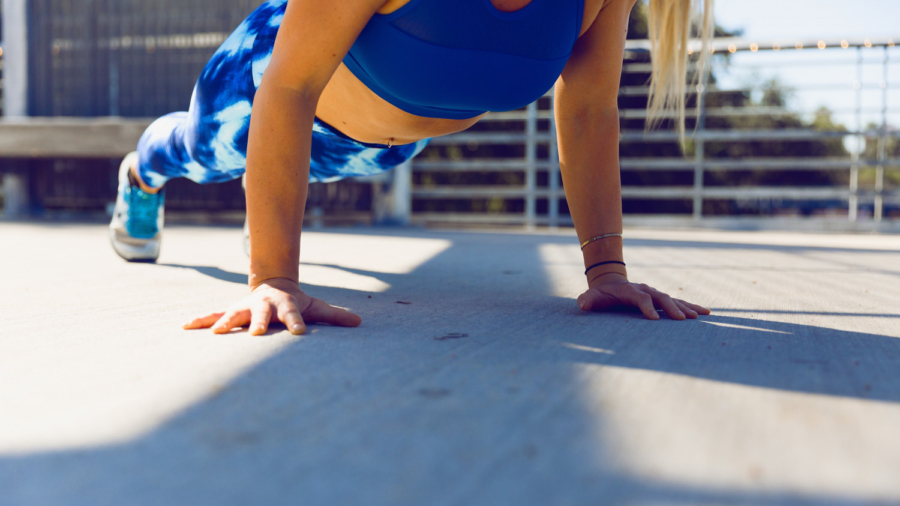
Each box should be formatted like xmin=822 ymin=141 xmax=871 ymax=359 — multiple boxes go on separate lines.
xmin=136 ymin=0 xmax=429 ymax=188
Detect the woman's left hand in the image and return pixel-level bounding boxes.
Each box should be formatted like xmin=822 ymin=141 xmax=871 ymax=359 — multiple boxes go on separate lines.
xmin=576 ymin=273 xmax=711 ymax=320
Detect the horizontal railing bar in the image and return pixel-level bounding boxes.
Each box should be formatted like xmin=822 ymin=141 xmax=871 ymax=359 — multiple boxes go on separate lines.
xmin=704 ymin=59 xmax=900 ymax=69
xmin=412 ymin=186 xmax=543 ymax=198
xmin=624 ymin=59 xmax=900 ymax=72
xmin=481 ymin=111 xmax=552 ymax=121
xmin=427 ymin=133 xmax=554 ymax=144
xmin=620 ymin=158 xmax=900 ymax=170
xmin=619 ymin=83 xmax=900 ymax=96
xmin=619 ymin=129 xmax=900 ymax=142
xmin=411 ymin=205 xmax=900 ymax=225
xmin=430 ymin=130 xmax=900 ymax=146
xmin=410 ymin=213 xmax=578 ymax=225
xmin=466 ymin=107 xmax=899 ymax=122
xmin=414 ymin=160 xmax=553 ymax=171
xmin=622 ymin=187 xmax=852 ymax=199
xmin=624 ymin=36 xmax=900 ymax=53
xmin=620 ymin=107 xmax=792 ymax=119
xmin=413 ymin=158 xmax=900 ymax=172
xmin=619 ymin=106 xmax=900 ymax=120
xmin=411 ymin=213 xmax=530 ymax=224
xmin=412 ymin=185 xmax=858 ymax=200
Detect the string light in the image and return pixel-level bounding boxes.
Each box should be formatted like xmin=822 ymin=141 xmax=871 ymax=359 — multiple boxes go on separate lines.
xmin=0 ymin=47 xmax=4 ymax=58
xmin=728 ymin=44 xmax=737 ymax=53
xmin=841 ymin=40 xmax=849 ymax=49
xmin=773 ymin=44 xmax=781 ymax=51
xmin=890 ymin=39 xmax=896 ymax=47
xmin=817 ymin=40 xmax=826 ymax=49
xmin=795 ymin=42 xmax=803 ymax=50
xmin=749 ymin=43 xmax=758 ymax=52
xmin=864 ymin=39 xmax=872 ymax=47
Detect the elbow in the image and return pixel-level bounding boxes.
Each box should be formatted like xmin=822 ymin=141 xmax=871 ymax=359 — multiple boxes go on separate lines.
xmin=258 ymin=59 xmax=327 ymax=107
xmin=257 ymin=76 xmax=322 ymax=110
xmin=555 ymin=91 xmax=619 ymax=127
xmin=556 ymin=103 xmax=619 ymax=136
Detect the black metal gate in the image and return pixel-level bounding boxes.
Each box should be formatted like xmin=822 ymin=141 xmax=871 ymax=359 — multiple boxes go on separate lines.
xmin=27 ymin=0 xmax=260 ymax=117
xmin=20 ymin=0 xmax=373 ymax=220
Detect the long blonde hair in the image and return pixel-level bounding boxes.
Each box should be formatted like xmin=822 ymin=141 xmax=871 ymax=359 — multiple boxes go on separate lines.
xmin=646 ymin=0 xmax=715 ymax=138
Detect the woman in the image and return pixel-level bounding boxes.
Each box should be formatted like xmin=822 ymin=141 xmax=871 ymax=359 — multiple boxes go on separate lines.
xmin=109 ymin=0 xmax=714 ymax=335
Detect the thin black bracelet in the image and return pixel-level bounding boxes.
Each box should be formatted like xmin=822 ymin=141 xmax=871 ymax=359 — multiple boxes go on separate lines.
xmin=584 ymin=260 xmax=626 ymax=275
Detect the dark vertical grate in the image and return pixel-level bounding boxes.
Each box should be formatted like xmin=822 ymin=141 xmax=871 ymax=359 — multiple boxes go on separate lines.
xmin=21 ymin=0 xmax=374 ymax=220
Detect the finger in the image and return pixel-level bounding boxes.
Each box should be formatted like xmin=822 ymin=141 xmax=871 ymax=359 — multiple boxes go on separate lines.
xmin=276 ymin=299 xmax=306 ymax=335
xmin=673 ymin=300 xmax=698 ymax=319
xmin=183 ymin=312 xmax=224 ymax=329
xmin=621 ymin=287 xmax=659 ymax=320
xmin=675 ymin=299 xmax=712 ymax=315
xmin=249 ymin=301 xmax=272 ymax=336
xmin=650 ymin=290 xmax=685 ymax=320
xmin=212 ymin=309 xmax=250 ymax=334
xmin=577 ymin=288 xmax=620 ymax=312
xmin=577 ymin=288 xmax=603 ymax=311
xmin=303 ymin=298 xmax=362 ymax=328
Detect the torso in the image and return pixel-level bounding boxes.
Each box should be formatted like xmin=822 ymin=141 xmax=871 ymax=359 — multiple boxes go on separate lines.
xmin=315 ymin=0 xmax=606 ymax=146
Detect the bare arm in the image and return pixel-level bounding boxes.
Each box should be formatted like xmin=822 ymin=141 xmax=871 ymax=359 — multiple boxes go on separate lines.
xmin=247 ymin=0 xmax=384 ymax=287
xmin=556 ymin=0 xmax=632 ymax=281
xmin=186 ymin=0 xmax=385 ymax=335
xmin=556 ymin=0 xmax=709 ymax=320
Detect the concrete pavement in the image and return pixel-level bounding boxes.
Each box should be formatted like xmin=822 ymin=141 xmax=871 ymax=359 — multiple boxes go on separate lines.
xmin=1 ymin=222 xmax=899 ymax=505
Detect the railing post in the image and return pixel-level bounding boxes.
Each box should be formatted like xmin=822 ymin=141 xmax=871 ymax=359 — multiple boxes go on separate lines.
xmin=548 ymin=90 xmax=560 ymax=229
xmin=1 ymin=0 xmax=28 ymax=118
xmin=692 ymin=77 xmax=709 ymax=221
xmin=2 ymin=0 xmax=32 ymax=217
xmin=525 ymin=101 xmax=537 ymax=229
xmin=849 ymin=46 xmax=863 ymax=222
xmin=392 ymin=160 xmax=412 ymax=226
xmin=875 ymin=44 xmax=888 ymax=223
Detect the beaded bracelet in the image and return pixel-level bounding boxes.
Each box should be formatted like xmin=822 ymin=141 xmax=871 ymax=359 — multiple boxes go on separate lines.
xmin=580 ymin=232 xmax=623 ymax=250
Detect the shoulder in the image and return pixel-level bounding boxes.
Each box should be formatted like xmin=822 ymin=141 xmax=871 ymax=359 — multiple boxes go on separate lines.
xmin=578 ymin=0 xmax=638 ymax=38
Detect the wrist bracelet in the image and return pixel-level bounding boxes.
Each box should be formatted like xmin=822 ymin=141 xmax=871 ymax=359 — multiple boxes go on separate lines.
xmin=580 ymin=232 xmax=623 ymax=250
xmin=584 ymin=260 xmax=626 ymax=275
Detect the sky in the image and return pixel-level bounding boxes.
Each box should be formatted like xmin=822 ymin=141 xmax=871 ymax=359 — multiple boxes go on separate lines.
xmin=715 ymin=0 xmax=900 ymax=41
xmin=710 ymin=0 xmax=900 ymax=136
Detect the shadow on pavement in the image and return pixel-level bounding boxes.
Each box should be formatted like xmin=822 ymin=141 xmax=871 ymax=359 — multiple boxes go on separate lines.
xmin=159 ymin=264 xmax=248 ymax=284
xmin=712 ymin=309 xmax=900 ymax=318
xmin=4 ymin=229 xmax=897 ymax=505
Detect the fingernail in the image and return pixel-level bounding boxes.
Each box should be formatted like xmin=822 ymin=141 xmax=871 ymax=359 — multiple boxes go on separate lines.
xmin=653 ymin=311 xmax=660 ymax=319
xmin=678 ymin=311 xmax=685 ymax=319
xmin=578 ymin=299 xmax=587 ymax=310
xmin=292 ymin=323 xmax=304 ymax=331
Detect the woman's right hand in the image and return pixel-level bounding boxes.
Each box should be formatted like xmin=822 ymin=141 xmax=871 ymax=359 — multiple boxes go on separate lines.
xmin=183 ymin=277 xmax=362 ymax=335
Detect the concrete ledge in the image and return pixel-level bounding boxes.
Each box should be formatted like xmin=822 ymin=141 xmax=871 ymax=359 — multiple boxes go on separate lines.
xmin=0 ymin=117 xmax=154 ymax=158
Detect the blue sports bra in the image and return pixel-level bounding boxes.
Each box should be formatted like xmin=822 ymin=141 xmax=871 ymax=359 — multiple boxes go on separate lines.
xmin=343 ymin=0 xmax=585 ymax=120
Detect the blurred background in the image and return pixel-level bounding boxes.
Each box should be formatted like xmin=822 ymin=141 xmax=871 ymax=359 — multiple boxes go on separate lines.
xmin=0 ymin=0 xmax=898 ymax=231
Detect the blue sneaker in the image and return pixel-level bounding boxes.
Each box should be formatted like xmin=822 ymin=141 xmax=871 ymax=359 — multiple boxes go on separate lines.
xmin=109 ymin=152 xmax=165 ymax=262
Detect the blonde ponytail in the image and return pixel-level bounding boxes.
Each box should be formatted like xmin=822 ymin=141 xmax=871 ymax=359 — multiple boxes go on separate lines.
xmin=646 ymin=0 xmax=715 ymax=139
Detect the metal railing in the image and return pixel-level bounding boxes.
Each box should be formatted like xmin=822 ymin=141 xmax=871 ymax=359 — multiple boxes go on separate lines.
xmin=410 ymin=37 xmax=900 ymax=229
